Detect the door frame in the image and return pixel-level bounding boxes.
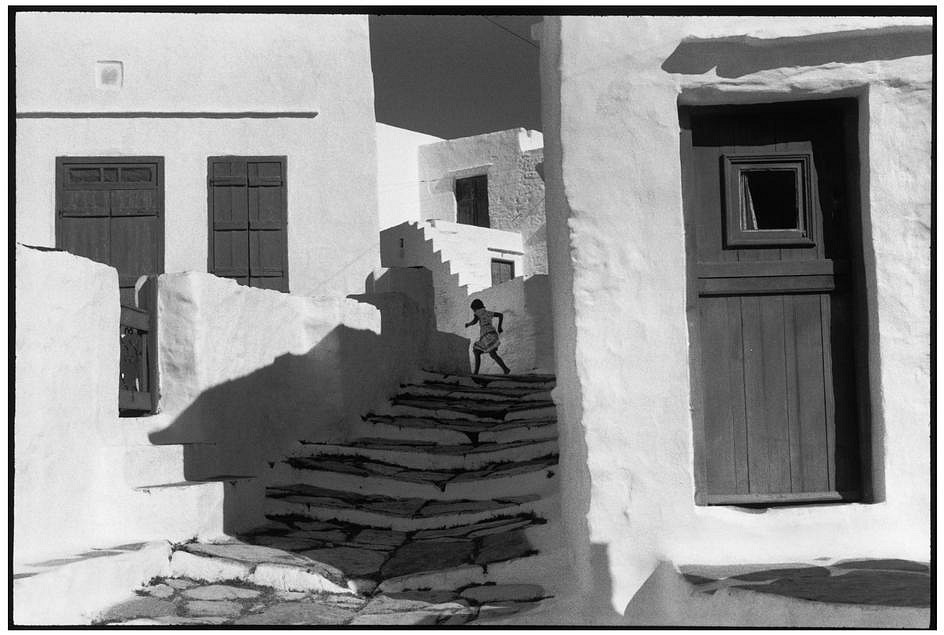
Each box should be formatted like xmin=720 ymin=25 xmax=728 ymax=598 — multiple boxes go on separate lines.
xmin=679 ymin=99 xmax=873 ymax=506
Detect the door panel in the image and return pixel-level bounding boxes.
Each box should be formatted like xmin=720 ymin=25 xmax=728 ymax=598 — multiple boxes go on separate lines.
xmin=682 ymin=101 xmax=862 ymax=505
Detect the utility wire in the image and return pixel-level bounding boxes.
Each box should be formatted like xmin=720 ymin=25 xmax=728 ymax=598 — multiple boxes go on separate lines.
xmin=481 ymin=17 xmax=539 ymax=50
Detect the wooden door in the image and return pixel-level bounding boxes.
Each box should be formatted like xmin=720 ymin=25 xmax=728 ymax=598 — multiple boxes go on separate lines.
xmin=455 ymin=175 xmax=489 ymax=227
xmin=208 ymin=157 xmax=288 ymax=292
xmin=56 ymin=157 xmax=164 ymax=306
xmin=681 ymin=100 xmax=864 ymax=505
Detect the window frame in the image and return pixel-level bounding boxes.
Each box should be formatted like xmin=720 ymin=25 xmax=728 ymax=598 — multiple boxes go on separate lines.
xmin=490 ymin=258 xmax=515 ymax=286
xmin=722 ymin=153 xmax=815 ymax=248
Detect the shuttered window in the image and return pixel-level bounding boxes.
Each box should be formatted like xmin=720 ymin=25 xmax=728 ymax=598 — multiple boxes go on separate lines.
xmin=56 ymin=157 xmax=165 ymax=306
xmin=490 ymin=259 xmax=515 ymax=286
xmin=208 ymin=157 xmax=288 ymax=292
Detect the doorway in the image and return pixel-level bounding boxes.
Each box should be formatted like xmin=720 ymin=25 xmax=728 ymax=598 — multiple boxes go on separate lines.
xmin=680 ymin=99 xmax=869 ymax=505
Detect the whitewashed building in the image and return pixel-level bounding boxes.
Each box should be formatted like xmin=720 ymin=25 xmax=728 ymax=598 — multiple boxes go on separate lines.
xmin=536 ymin=15 xmax=932 ymax=623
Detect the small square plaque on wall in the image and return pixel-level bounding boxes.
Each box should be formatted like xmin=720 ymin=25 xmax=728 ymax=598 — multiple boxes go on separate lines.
xmin=95 ymin=61 xmax=123 ymax=90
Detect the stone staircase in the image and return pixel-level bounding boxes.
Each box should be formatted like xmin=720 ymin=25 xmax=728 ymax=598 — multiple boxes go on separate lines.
xmin=256 ymin=370 xmax=559 ymax=592
xmin=162 ymin=370 xmax=561 ymax=623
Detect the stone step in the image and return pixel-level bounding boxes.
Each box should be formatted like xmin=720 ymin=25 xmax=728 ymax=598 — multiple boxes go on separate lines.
xmin=354 ymin=414 xmax=557 ymax=445
xmin=397 ymin=385 xmax=553 ymax=404
xmin=389 ymin=396 xmax=556 ymax=416
xmin=289 ymin=438 xmax=559 ymax=470
xmin=263 ymin=483 xmax=554 ymax=531
xmin=268 ymin=453 xmax=558 ymax=501
xmin=169 ymin=541 xmax=355 ymax=595
xmin=412 ymin=370 xmax=555 ymax=391
xmin=242 ymin=511 xmax=554 ymax=593
xmin=373 ymin=402 xmax=557 ymax=423
xmin=409 ymin=380 xmax=554 ymax=399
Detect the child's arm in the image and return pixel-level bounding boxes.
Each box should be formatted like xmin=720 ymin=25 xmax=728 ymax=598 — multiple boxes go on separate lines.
xmin=494 ymin=311 xmax=504 ymax=333
xmin=464 ymin=315 xmax=479 ymax=328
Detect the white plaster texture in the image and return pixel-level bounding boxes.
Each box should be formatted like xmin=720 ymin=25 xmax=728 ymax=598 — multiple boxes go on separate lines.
xmin=418 ymin=129 xmax=547 ymax=277
xmin=376 ymin=123 xmax=444 ymax=230
xmin=16 ymin=13 xmax=379 ymax=298
xmin=468 ymin=276 xmax=555 ymax=374
xmin=146 ymin=270 xmax=433 ymax=477
xmin=13 ymin=246 xmax=226 ymax=562
xmin=14 ymin=541 xmax=173 ymax=625
xmin=379 ymin=222 xmax=551 ymax=372
xmin=540 ymin=15 xmax=932 ymax=618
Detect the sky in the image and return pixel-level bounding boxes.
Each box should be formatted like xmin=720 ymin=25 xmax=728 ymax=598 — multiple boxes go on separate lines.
xmin=369 ymin=15 xmax=543 ymax=140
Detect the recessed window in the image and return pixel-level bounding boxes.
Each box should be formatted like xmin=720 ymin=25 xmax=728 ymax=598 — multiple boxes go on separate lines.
xmin=491 ymin=258 xmax=515 ymax=286
xmin=723 ymin=154 xmax=814 ymax=247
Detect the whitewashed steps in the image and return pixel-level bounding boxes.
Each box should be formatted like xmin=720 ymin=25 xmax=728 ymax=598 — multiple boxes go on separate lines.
xmin=353 ymin=414 xmax=558 ymax=446
xmin=264 ymin=483 xmax=554 ymax=532
xmin=250 ymin=371 xmax=560 ymax=596
xmin=289 ymin=438 xmax=558 ymax=471
xmin=268 ymin=453 xmax=558 ymax=500
xmin=397 ymin=385 xmax=554 ymax=404
xmin=414 ymin=370 xmax=555 ymax=385
xmin=242 ymin=511 xmax=552 ymax=593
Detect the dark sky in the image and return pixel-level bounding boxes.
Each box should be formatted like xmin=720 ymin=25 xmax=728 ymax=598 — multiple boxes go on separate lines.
xmin=369 ymin=15 xmax=543 ymax=139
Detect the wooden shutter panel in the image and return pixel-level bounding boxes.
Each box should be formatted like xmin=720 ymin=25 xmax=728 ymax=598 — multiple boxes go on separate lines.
xmin=209 ymin=157 xmax=287 ymax=292
xmin=56 ymin=157 xmax=165 ymax=306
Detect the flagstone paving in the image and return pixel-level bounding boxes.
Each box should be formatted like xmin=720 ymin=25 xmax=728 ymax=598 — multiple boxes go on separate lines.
xmin=100 ymin=371 xmax=560 ymax=625
xmin=98 ymin=579 xmax=550 ymax=625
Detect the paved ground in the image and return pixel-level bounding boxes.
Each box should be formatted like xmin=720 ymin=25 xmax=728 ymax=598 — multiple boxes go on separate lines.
xmin=680 ymin=558 xmax=931 ymax=608
xmin=96 ymin=578 xmax=548 ymax=625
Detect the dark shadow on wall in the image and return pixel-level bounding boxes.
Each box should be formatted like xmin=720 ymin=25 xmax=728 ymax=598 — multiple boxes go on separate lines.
xmin=149 ymin=274 xmax=469 ymax=534
xmin=662 ymin=25 xmax=932 ymax=78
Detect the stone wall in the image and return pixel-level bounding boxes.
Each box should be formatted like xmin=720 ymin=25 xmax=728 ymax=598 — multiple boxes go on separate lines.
xmin=15 ymin=13 xmax=379 ymax=298
xmin=418 ymin=128 xmax=547 ymax=277
xmin=540 ymin=15 xmax=932 ymax=619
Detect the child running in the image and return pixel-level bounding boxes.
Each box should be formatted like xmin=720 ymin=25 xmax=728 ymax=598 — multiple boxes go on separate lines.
xmin=465 ymin=299 xmax=511 ymax=375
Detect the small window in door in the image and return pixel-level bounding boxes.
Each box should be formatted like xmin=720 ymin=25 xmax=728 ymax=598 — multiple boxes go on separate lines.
xmin=491 ymin=259 xmax=515 ymax=286
xmin=723 ymin=154 xmax=814 ymax=247
xmin=455 ymin=175 xmax=489 ymax=228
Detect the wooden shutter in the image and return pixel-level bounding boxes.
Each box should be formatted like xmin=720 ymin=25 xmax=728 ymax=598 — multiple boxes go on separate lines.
xmin=490 ymin=259 xmax=515 ymax=286
xmin=56 ymin=157 xmax=164 ymax=306
xmin=208 ymin=157 xmax=288 ymax=292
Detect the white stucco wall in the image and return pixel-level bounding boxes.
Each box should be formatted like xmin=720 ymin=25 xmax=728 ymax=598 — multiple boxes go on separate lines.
xmin=144 ymin=270 xmax=433 ymax=476
xmin=16 ymin=13 xmax=379 ymax=298
xmin=376 ymin=123 xmax=444 ymax=230
xmin=468 ymin=275 xmax=555 ymax=374
xmin=14 ymin=246 xmax=228 ymax=562
xmin=541 ymin=16 xmax=932 ymax=618
xmin=419 ymin=129 xmax=547 ymax=276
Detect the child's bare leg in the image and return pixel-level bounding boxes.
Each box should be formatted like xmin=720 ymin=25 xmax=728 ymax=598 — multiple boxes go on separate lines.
xmin=489 ymin=351 xmax=511 ymax=374
xmin=473 ymin=350 xmax=483 ymax=375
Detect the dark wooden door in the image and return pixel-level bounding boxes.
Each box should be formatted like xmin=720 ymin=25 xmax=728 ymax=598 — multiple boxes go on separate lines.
xmin=681 ymin=100 xmax=863 ymax=505
xmin=56 ymin=157 xmax=164 ymax=306
xmin=455 ymin=175 xmax=489 ymax=227
xmin=208 ymin=157 xmax=288 ymax=292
